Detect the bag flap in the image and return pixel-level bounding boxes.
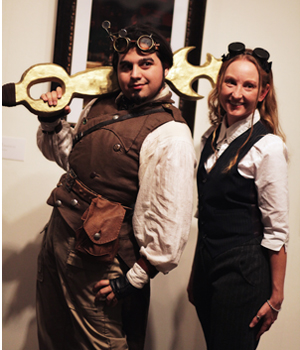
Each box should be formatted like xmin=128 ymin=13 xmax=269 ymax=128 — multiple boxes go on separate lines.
xmin=82 ymin=196 xmax=126 ymax=244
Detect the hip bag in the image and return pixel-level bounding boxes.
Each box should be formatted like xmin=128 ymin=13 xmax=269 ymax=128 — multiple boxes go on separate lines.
xmin=65 ymin=169 xmax=130 ymax=261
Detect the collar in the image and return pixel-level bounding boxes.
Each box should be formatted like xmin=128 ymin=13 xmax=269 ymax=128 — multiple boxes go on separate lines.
xmin=217 ymin=110 xmax=261 ymax=147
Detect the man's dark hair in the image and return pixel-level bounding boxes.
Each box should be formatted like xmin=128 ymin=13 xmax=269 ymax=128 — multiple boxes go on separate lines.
xmin=112 ymin=24 xmax=173 ymax=72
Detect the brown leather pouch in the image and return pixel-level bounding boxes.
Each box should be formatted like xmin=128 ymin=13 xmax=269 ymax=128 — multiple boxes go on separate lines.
xmin=75 ymin=195 xmax=126 ymax=261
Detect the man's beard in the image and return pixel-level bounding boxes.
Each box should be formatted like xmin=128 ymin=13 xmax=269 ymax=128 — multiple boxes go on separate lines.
xmin=130 ymin=77 xmax=166 ymax=105
xmin=129 ymin=92 xmax=146 ymax=105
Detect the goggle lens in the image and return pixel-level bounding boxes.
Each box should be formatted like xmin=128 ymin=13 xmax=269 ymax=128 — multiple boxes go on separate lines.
xmin=102 ymin=21 xmax=158 ymax=54
xmin=222 ymin=42 xmax=272 ymax=73
xmin=114 ymin=37 xmax=128 ymax=52
xmin=137 ymin=36 xmax=154 ymax=51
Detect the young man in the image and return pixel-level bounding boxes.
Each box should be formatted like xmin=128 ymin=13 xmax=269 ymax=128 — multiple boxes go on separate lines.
xmin=37 ymin=23 xmax=196 ymax=350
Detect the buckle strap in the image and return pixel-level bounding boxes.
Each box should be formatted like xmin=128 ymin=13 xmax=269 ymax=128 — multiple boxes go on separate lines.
xmin=64 ymin=169 xmax=134 ymax=216
xmin=73 ymin=107 xmax=165 ymax=147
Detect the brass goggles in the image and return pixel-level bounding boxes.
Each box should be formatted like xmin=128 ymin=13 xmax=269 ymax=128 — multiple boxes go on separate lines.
xmin=222 ymin=42 xmax=272 ymax=73
xmin=102 ymin=20 xmax=160 ymax=53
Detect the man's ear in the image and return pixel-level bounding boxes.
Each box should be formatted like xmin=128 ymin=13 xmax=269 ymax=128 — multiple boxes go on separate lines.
xmin=163 ymin=64 xmax=170 ymax=77
xmin=258 ymin=84 xmax=270 ymax=102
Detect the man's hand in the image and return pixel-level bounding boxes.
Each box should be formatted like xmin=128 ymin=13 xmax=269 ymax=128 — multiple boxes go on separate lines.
xmin=40 ymin=86 xmax=71 ymax=113
xmin=93 ymin=279 xmax=118 ymax=307
xmin=94 ymin=275 xmax=138 ymax=306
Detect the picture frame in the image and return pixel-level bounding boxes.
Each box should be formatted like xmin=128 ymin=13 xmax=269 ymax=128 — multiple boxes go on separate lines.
xmin=52 ymin=0 xmax=207 ymax=133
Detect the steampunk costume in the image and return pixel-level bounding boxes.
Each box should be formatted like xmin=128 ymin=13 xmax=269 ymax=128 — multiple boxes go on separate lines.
xmin=36 ymin=87 xmax=196 ymax=349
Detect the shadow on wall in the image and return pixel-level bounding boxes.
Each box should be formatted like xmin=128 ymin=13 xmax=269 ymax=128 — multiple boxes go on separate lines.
xmin=169 ymin=291 xmax=206 ymax=350
xmin=145 ymin=287 xmax=206 ymax=349
xmin=3 ymin=235 xmax=42 ymax=322
xmin=2 ymin=234 xmax=42 ymax=350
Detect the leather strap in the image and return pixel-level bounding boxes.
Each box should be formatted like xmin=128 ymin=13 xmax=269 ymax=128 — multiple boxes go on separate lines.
xmin=73 ymin=106 xmax=165 ymax=147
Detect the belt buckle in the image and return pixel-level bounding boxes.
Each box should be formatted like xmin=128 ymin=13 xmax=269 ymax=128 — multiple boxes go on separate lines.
xmin=65 ymin=169 xmax=77 ymax=192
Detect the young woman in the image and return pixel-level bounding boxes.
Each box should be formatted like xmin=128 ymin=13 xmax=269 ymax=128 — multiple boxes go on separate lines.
xmin=188 ymin=42 xmax=289 ymax=350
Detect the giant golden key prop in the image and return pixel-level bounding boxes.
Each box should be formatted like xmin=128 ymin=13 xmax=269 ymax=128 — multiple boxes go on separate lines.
xmin=2 ymin=47 xmax=222 ymax=118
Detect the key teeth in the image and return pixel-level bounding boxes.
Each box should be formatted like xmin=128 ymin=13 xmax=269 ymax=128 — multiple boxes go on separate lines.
xmin=166 ymin=47 xmax=222 ymax=100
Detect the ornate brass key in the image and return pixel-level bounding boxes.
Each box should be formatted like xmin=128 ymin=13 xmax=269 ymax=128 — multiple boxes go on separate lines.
xmin=2 ymin=47 xmax=222 ymax=117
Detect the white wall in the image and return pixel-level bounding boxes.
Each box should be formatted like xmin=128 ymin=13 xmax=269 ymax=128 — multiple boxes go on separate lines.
xmin=2 ymin=0 xmax=300 ymax=349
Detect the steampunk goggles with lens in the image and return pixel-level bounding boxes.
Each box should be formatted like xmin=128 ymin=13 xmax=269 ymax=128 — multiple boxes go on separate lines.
xmin=102 ymin=20 xmax=160 ymax=53
xmin=222 ymin=42 xmax=272 ymax=73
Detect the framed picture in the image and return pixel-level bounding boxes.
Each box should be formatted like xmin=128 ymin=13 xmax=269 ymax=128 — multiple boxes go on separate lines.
xmin=52 ymin=0 xmax=207 ymax=132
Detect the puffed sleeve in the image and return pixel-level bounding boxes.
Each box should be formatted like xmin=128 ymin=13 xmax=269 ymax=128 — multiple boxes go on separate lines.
xmin=127 ymin=121 xmax=197 ymax=288
xmin=37 ymin=119 xmax=74 ymax=171
xmin=36 ymin=98 xmax=97 ymax=171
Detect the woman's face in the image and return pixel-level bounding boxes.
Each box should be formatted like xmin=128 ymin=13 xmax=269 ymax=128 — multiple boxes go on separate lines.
xmin=219 ymin=59 xmax=268 ymax=126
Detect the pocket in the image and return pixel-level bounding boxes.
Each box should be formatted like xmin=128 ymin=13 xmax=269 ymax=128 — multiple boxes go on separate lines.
xmin=75 ymin=195 xmax=126 ymax=261
xmin=238 ymin=244 xmax=264 ymax=286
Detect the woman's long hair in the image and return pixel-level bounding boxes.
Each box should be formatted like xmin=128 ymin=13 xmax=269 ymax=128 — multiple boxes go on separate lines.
xmin=207 ymin=50 xmax=285 ymax=171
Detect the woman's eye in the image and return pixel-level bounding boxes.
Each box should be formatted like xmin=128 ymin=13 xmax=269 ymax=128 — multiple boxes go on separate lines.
xmin=225 ymin=79 xmax=235 ymax=86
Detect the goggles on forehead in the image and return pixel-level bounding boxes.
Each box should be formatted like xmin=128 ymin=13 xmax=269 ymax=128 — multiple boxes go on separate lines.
xmin=222 ymin=42 xmax=272 ymax=73
xmin=102 ymin=20 xmax=160 ymax=53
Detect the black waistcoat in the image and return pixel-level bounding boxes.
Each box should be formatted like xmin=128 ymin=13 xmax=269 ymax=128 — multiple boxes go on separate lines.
xmin=197 ymin=121 xmax=270 ymax=257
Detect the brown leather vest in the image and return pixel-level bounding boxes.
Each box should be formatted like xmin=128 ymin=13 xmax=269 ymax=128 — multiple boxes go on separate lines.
xmin=47 ymin=92 xmax=186 ymax=267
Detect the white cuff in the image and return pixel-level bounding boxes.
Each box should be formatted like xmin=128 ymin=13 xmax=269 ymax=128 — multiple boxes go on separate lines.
xmin=126 ymin=262 xmax=150 ymax=289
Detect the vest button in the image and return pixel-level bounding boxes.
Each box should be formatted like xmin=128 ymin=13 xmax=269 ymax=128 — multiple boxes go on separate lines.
xmin=94 ymin=232 xmax=101 ymax=240
xmin=70 ymin=199 xmax=78 ymax=207
xmin=113 ymin=143 xmax=121 ymax=152
xmin=55 ymin=200 xmax=62 ymax=207
xmin=112 ymin=114 xmax=119 ymax=120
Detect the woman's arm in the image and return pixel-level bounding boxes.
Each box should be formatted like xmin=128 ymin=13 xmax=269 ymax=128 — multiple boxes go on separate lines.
xmin=249 ymin=246 xmax=287 ymax=339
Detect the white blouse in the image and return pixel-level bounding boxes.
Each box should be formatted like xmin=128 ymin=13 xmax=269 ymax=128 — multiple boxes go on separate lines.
xmin=201 ymin=110 xmax=289 ymax=254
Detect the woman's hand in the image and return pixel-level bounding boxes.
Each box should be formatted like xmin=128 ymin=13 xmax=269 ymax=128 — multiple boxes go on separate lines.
xmin=249 ymin=300 xmax=280 ymax=340
xmin=250 ymin=246 xmax=286 ymax=340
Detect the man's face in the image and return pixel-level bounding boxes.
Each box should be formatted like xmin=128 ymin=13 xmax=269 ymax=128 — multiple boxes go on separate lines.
xmin=117 ymin=47 xmax=169 ymax=104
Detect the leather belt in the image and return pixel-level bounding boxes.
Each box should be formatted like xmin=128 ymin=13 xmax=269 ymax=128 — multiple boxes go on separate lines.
xmin=64 ymin=169 xmax=133 ymax=217
xmin=65 ymin=169 xmax=98 ymax=203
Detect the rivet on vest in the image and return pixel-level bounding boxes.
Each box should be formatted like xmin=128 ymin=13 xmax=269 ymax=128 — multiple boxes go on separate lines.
xmin=70 ymin=199 xmax=78 ymax=207
xmin=55 ymin=200 xmax=62 ymax=207
xmin=113 ymin=144 xmax=122 ymax=152
xmin=112 ymin=115 xmax=119 ymax=120
xmin=94 ymin=232 xmax=101 ymax=240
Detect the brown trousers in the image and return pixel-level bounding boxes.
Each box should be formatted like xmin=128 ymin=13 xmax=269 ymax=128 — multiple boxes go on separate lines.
xmin=37 ymin=208 xmax=149 ymax=350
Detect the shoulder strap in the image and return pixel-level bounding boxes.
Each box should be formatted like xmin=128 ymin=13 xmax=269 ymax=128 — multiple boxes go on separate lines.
xmin=73 ymin=107 xmax=165 ymax=147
